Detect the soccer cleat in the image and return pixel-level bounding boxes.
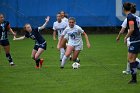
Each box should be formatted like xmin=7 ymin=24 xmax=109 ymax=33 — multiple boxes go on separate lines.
xmin=60 ymin=67 xmax=64 ymax=69
xmin=128 ymin=80 xmax=137 ymax=84
xmin=76 ymin=58 xmax=80 ymax=63
xmin=39 ymin=59 xmax=44 ymax=68
xmin=10 ymin=64 xmax=15 ymax=66
xmin=122 ymin=70 xmax=131 ymax=74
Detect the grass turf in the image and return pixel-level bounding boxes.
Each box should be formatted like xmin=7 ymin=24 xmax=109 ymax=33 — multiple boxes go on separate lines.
xmin=0 ymin=34 xmax=140 ymax=93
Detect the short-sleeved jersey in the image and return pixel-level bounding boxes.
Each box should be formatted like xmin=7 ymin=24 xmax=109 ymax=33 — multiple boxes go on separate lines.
xmin=127 ymin=13 xmax=140 ymax=42
xmin=62 ymin=25 xmax=84 ymax=46
xmin=25 ymin=28 xmax=45 ymax=44
xmin=0 ymin=21 xmax=10 ymax=40
xmin=53 ymin=21 xmax=67 ymax=39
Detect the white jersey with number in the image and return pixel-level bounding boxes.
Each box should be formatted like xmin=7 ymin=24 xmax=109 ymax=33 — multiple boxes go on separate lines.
xmin=62 ymin=25 xmax=84 ymax=46
xmin=53 ymin=21 xmax=67 ymax=39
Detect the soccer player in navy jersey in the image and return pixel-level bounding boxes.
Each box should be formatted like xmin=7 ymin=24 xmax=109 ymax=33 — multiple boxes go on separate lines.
xmin=0 ymin=13 xmax=16 ymax=66
xmin=123 ymin=2 xmax=140 ymax=84
xmin=116 ymin=3 xmax=140 ymax=74
xmin=14 ymin=16 xmax=50 ymax=68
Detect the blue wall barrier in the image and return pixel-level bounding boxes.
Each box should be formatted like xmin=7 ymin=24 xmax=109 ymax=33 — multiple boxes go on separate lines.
xmin=0 ymin=0 xmax=140 ymax=27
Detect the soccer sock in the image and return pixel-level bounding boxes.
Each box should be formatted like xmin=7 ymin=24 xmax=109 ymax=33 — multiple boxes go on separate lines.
xmin=35 ymin=59 xmax=40 ymax=67
xmin=60 ymin=48 xmax=65 ymax=60
xmin=126 ymin=62 xmax=130 ymax=72
xmin=61 ymin=55 xmax=68 ymax=67
xmin=6 ymin=53 xmax=14 ymax=64
xmin=130 ymin=62 xmax=137 ymax=81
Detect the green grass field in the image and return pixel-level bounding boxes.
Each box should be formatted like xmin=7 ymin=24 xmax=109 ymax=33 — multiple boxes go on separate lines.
xmin=0 ymin=34 xmax=140 ymax=93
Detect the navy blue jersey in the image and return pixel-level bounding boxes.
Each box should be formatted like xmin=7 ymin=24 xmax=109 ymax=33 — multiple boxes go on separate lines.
xmin=127 ymin=13 xmax=140 ymax=42
xmin=25 ymin=28 xmax=45 ymax=44
xmin=0 ymin=21 xmax=10 ymax=40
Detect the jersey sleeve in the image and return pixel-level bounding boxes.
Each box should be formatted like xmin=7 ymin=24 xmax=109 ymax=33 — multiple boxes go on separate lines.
xmin=121 ymin=18 xmax=127 ymax=28
xmin=78 ymin=26 xmax=84 ymax=33
xmin=127 ymin=16 xmax=134 ymax=24
xmin=36 ymin=27 xmax=40 ymax=32
xmin=53 ymin=22 xmax=56 ymax=30
xmin=25 ymin=32 xmax=30 ymax=38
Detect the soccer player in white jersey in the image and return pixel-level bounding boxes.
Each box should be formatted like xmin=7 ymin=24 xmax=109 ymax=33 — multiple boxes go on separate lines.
xmin=58 ymin=17 xmax=91 ymax=68
xmin=116 ymin=3 xmax=140 ymax=74
xmin=53 ymin=13 xmax=67 ymax=61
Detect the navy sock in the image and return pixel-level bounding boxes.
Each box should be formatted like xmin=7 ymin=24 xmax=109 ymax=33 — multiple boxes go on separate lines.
xmin=130 ymin=62 xmax=137 ymax=81
xmin=6 ymin=53 xmax=13 ymax=63
xmin=35 ymin=59 xmax=40 ymax=67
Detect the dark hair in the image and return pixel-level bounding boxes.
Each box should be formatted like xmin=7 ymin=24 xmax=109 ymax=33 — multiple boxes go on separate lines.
xmin=68 ymin=17 xmax=76 ymax=22
xmin=130 ymin=3 xmax=136 ymax=14
xmin=123 ymin=2 xmax=132 ymax=11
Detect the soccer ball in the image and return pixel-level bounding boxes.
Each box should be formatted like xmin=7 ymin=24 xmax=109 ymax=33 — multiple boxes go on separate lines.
xmin=72 ymin=62 xmax=80 ymax=69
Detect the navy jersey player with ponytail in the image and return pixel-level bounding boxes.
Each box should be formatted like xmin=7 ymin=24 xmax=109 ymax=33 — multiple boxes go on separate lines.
xmin=123 ymin=2 xmax=140 ymax=84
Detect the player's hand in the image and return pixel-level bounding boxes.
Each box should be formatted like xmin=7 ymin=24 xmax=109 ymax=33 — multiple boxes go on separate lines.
xmin=13 ymin=36 xmax=16 ymax=40
xmin=45 ymin=16 xmax=50 ymax=23
xmin=124 ymin=37 xmax=127 ymax=44
xmin=87 ymin=43 xmax=91 ymax=48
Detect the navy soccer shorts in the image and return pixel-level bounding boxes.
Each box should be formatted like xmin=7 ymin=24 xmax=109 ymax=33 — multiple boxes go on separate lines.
xmin=128 ymin=42 xmax=140 ymax=54
xmin=0 ymin=39 xmax=10 ymax=46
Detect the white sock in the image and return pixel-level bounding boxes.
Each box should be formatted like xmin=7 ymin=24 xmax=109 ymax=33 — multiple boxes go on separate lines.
xmin=126 ymin=62 xmax=130 ymax=72
xmin=61 ymin=55 xmax=67 ymax=67
xmin=60 ymin=48 xmax=65 ymax=60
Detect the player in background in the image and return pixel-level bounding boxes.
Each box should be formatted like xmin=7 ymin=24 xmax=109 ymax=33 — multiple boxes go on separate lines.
xmin=53 ymin=13 xmax=67 ymax=61
xmin=116 ymin=3 xmax=140 ymax=74
xmin=60 ymin=11 xmax=69 ymax=24
xmin=58 ymin=17 xmax=91 ymax=68
xmin=13 ymin=16 xmax=50 ymax=68
xmin=122 ymin=2 xmax=140 ymax=84
xmin=0 ymin=13 xmax=16 ymax=66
